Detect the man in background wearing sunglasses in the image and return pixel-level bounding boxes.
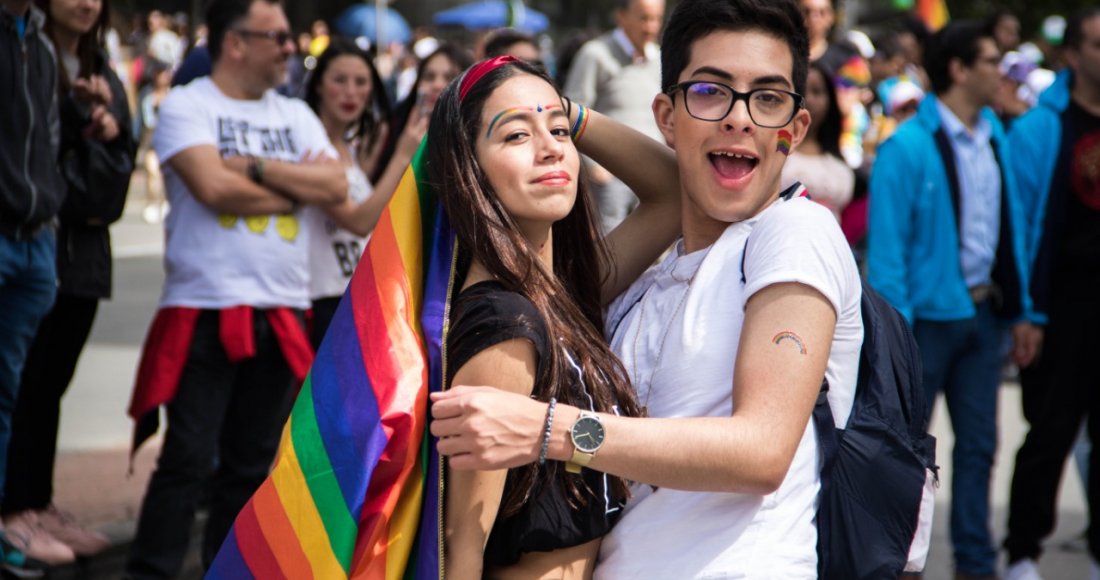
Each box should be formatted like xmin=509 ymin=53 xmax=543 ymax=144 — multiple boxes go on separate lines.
xmin=123 ymin=0 xmax=347 ymax=578
xmin=868 ymin=20 xmax=1041 ymax=580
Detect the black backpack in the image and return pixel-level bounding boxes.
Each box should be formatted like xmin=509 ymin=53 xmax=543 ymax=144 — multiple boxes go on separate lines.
xmin=741 ymin=187 xmax=938 ymax=579
xmin=813 ymin=281 xmax=938 ymax=579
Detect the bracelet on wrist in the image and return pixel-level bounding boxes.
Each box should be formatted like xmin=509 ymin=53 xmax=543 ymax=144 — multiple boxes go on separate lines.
xmin=538 ymin=397 xmax=557 ymax=465
xmin=570 ymin=103 xmax=589 ymax=142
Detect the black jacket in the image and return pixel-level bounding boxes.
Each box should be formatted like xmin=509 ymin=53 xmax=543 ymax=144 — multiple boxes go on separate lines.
xmin=0 ymin=5 xmax=63 ymax=231
xmin=56 ymin=49 xmax=135 ymax=298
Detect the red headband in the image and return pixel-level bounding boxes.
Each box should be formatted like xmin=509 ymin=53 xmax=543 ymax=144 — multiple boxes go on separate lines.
xmin=459 ymin=55 xmax=519 ymax=101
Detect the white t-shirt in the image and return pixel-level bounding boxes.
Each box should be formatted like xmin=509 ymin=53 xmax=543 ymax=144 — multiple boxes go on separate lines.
xmin=304 ymin=162 xmax=373 ymax=299
xmin=153 ymin=77 xmax=335 ymax=310
xmin=597 ymin=195 xmax=863 ymax=579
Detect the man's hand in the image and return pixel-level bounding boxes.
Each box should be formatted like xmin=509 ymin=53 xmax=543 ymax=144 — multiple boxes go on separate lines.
xmin=430 ymin=386 xmax=547 ymax=471
xmin=1011 ymin=322 xmax=1044 ymax=368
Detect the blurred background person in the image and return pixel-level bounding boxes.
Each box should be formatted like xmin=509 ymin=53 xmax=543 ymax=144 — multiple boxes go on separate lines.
xmin=988 ymin=9 xmax=1023 ymax=55
xmin=563 ymin=0 xmax=665 ymax=233
xmin=0 ymin=0 xmax=65 ymax=571
xmin=782 ymin=61 xmax=854 ymax=221
xmin=138 ymin=59 xmax=171 ymax=224
xmin=145 ymin=10 xmax=180 ymax=71
xmin=300 ymin=39 xmax=426 ymax=346
xmin=3 ymin=0 xmax=134 ymax=566
xmin=483 ymin=28 xmax=541 ymax=64
xmin=375 ymin=43 xmax=470 ymax=185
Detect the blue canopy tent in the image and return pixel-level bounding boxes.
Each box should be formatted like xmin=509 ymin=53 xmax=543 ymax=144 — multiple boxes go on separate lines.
xmin=433 ymin=0 xmax=549 ymax=34
xmin=334 ymin=3 xmax=413 ymax=45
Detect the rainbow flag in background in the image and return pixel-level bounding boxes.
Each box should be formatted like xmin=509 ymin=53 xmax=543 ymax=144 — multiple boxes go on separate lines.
xmin=206 ymin=141 xmax=454 ymax=579
xmin=916 ymin=0 xmax=949 ymax=31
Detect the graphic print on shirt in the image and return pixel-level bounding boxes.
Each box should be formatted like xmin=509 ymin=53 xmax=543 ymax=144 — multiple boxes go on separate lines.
xmin=1072 ymin=130 xmax=1100 ymax=211
xmin=214 ymin=116 xmax=301 ymax=242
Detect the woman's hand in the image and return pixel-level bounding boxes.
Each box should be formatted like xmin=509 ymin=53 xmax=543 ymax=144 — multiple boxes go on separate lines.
xmin=73 ymin=75 xmax=113 ymax=106
xmin=397 ymin=101 xmax=431 ymax=159
xmin=85 ymin=104 xmax=119 ymax=142
xmin=431 ymin=386 xmax=548 ymax=471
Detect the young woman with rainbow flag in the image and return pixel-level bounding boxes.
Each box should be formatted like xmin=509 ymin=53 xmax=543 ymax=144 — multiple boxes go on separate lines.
xmin=205 ymin=55 xmax=681 ymax=579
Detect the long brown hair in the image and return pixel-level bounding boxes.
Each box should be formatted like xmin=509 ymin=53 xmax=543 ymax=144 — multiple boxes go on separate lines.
xmin=36 ymin=0 xmax=112 ymax=94
xmin=427 ymin=60 xmax=643 ymax=515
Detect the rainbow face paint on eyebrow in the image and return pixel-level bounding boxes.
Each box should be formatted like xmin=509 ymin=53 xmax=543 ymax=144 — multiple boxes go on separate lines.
xmin=485 ymin=104 xmax=562 ymax=138
xmin=777 ymin=130 xmax=793 ymax=156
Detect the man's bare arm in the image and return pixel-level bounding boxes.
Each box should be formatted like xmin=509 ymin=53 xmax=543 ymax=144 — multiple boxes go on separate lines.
xmin=167 ymin=146 xmax=292 ymax=215
xmin=433 ymin=282 xmax=836 ymax=494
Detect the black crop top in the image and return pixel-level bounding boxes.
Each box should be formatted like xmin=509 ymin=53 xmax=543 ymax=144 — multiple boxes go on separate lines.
xmin=446 ymin=281 xmax=624 ymax=568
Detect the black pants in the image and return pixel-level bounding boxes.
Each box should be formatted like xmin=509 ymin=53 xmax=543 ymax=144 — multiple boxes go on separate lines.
xmin=310 ymin=295 xmax=341 ymax=350
xmin=3 ymin=293 xmax=98 ymax=513
xmin=1005 ymin=288 xmax=1100 ymax=562
xmin=125 ymin=309 xmax=298 ymax=579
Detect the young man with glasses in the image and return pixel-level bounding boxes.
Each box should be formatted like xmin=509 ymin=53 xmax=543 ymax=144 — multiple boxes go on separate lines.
xmin=432 ymin=0 xmax=866 ymax=576
xmin=123 ymin=0 xmax=347 ymax=578
xmin=868 ymin=20 xmax=1040 ymax=580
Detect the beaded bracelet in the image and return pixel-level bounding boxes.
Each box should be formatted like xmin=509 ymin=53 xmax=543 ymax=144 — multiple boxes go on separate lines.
xmin=538 ymin=397 xmax=557 ymax=465
xmin=570 ymin=103 xmax=589 ymax=142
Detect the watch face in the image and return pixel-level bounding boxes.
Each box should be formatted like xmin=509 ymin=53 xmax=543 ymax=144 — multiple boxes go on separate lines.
xmin=571 ymin=416 xmax=605 ymax=453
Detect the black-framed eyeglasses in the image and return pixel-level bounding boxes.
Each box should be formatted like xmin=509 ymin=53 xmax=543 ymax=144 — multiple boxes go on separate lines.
xmin=234 ymin=28 xmax=294 ymax=45
xmin=665 ymin=81 xmax=804 ymax=128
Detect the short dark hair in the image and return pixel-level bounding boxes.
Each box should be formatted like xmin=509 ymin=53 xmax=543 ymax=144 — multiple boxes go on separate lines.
xmin=660 ymin=0 xmax=809 ymax=97
xmin=1065 ymin=7 xmax=1100 ymax=51
xmin=483 ymin=29 xmax=538 ymax=59
xmin=206 ymin=0 xmax=281 ymax=63
xmin=923 ymin=20 xmax=991 ymax=94
xmin=871 ymin=32 xmax=901 ymax=61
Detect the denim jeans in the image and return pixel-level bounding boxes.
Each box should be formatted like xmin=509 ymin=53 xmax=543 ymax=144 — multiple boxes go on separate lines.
xmin=0 ymin=231 xmax=57 ymax=502
xmin=913 ymin=301 xmax=1005 ymax=576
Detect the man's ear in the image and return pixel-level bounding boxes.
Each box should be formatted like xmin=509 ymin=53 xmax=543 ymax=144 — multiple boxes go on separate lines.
xmin=653 ymin=93 xmax=676 ymax=149
xmin=788 ymin=106 xmax=812 ymax=150
xmin=947 ymin=57 xmax=967 ymax=87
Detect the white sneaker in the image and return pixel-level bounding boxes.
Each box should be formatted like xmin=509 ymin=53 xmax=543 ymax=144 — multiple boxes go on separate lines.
xmin=1004 ymin=558 xmax=1043 ymax=580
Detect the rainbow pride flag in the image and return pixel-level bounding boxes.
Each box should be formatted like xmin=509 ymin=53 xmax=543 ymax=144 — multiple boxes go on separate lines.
xmin=916 ymin=0 xmax=949 ymax=31
xmin=207 ymin=141 xmax=454 ymax=579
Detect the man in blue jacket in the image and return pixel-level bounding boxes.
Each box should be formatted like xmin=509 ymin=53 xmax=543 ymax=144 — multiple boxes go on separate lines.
xmin=1003 ymin=8 xmax=1100 ymax=579
xmin=868 ymin=20 xmax=1042 ymax=580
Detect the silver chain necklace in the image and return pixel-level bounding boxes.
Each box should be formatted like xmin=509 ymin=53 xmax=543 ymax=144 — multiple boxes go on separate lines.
xmin=630 ymin=248 xmax=709 ymax=415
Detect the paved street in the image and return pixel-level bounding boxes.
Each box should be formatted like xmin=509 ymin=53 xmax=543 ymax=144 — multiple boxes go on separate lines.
xmin=45 ymin=179 xmax=1092 ymax=578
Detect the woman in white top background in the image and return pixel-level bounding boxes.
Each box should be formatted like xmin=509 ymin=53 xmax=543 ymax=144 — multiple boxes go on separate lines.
xmin=781 ymin=60 xmax=855 ymax=221
xmin=302 ymin=38 xmax=429 ymax=347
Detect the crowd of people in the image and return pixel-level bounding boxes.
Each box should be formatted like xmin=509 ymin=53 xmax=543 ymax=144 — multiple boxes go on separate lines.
xmin=1 ymin=0 xmax=1099 ymax=577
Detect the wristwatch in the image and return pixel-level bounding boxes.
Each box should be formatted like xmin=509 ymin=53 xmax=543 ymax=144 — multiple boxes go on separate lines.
xmin=566 ymin=411 xmax=605 ymax=473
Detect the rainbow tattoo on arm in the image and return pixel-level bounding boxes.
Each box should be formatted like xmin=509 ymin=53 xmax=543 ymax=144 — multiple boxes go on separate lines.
xmin=772 ymin=331 xmax=807 ymax=354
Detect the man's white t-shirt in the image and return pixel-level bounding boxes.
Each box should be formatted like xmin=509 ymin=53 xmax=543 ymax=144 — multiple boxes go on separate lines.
xmin=598 ymin=195 xmax=864 ymax=579
xmin=153 ymin=77 xmax=335 ymax=310
xmin=304 ymin=162 xmax=373 ymax=300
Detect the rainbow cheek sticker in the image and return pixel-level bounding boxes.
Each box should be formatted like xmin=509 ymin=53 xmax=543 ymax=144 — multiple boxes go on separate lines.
xmin=777 ymin=130 xmax=793 ymax=156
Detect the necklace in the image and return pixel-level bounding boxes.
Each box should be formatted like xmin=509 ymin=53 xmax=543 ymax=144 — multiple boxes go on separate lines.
xmin=630 ymin=248 xmax=708 ymax=415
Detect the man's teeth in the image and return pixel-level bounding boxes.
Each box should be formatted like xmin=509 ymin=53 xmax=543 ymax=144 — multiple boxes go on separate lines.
xmin=713 ymin=152 xmax=756 ymax=160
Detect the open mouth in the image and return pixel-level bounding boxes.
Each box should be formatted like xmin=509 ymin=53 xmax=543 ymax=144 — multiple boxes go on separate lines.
xmin=709 ymin=151 xmax=759 ymax=182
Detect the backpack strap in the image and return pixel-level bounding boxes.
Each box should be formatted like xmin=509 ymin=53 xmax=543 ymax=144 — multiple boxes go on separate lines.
xmin=812 ymin=379 xmax=837 ymax=579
